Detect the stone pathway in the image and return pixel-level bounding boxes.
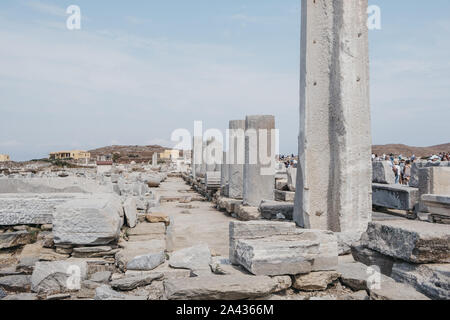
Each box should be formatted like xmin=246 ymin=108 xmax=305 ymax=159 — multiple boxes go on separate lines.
xmin=154 ymin=176 xmax=235 ymax=256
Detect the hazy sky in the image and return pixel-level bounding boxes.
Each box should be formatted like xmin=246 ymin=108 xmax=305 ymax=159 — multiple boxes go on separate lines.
xmin=1 ymin=0 xmax=449 ymax=161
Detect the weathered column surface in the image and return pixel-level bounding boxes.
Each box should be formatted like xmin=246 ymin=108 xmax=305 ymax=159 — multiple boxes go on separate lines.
xmin=228 ymin=120 xmax=245 ymax=199
xmin=221 ymin=152 xmax=229 ymax=196
xmin=294 ymin=0 xmax=372 ymax=233
xmin=243 ymin=115 xmax=275 ymax=207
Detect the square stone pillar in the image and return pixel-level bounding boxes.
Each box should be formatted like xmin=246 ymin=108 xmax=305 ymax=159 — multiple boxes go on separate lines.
xmin=243 ymin=115 xmax=276 ymax=207
xmin=294 ymin=0 xmax=372 ymax=233
xmin=152 ymin=152 xmax=157 ymax=167
xmin=228 ymin=120 xmax=245 ymax=199
xmin=220 ymin=152 xmax=229 ymax=196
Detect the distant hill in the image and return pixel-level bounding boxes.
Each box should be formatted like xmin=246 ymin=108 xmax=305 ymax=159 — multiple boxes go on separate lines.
xmin=372 ymin=143 xmax=450 ymax=158
xmin=88 ymin=145 xmax=169 ymax=164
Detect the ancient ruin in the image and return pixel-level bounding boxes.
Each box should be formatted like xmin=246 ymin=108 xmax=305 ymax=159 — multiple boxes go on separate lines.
xmin=0 ymin=0 xmax=448 ymax=302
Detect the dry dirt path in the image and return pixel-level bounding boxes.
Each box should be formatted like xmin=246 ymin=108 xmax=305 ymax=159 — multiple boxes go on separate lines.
xmin=154 ymin=176 xmax=235 ymax=256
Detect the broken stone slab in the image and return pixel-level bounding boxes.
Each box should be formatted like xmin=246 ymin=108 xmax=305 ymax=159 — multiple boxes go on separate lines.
xmin=53 ymin=193 xmax=124 ymax=246
xmin=115 ymin=239 xmax=166 ymax=272
xmin=169 ymin=244 xmax=211 ymax=274
xmin=391 ymin=262 xmax=450 ymax=300
xmin=369 ymin=280 xmax=430 ymax=300
xmin=292 ymin=271 xmax=340 ymax=291
xmin=0 ymin=231 xmax=34 ymax=249
xmin=126 ymin=251 xmax=165 ymax=271
xmin=0 ymin=287 xmax=6 ymax=299
xmin=372 ymin=183 xmax=419 ymax=211
xmin=234 ymin=204 xmax=261 ymax=221
xmin=361 ymin=221 xmax=450 ymax=263
xmin=94 ymin=285 xmax=147 ymax=300
xmin=351 ymin=244 xmax=394 ymax=276
xmin=164 ymin=274 xmax=291 ymax=300
xmin=110 ymin=273 xmax=163 ymax=291
xmin=123 ymin=197 xmax=137 ymax=228
xmin=259 ymin=200 xmax=294 ymax=220
xmin=31 ymin=260 xmax=88 ymax=294
xmin=0 ymin=275 xmax=31 ymax=292
xmin=372 ymin=161 xmax=395 ymax=184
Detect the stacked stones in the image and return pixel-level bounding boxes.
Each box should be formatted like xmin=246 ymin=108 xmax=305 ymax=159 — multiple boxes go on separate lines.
xmin=352 ymin=220 xmax=450 ymax=299
xmin=0 ymin=165 xmax=170 ymax=300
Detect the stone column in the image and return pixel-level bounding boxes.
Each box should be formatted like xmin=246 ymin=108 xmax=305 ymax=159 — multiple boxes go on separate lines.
xmin=192 ymin=135 xmax=203 ymax=179
xmin=220 ymin=152 xmax=229 ymax=196
xmin=294 ymin=0 xmax=372 ymax=233
xmin=152 ymin=152 xmax=157 ymax=167
xmin=243 ymin=115 xmax=276 ymax=207
xmin=228 ymin=120 xmax=245 ymax=199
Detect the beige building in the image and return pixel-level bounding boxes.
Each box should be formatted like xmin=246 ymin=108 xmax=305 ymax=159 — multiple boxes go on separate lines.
xmin=0 ymin=154 xmax=11 ymax=162
xmin=159 ymin=149 xmax=180 ymax=160
xmin=49 ymin=150 xmax=91 ymax=161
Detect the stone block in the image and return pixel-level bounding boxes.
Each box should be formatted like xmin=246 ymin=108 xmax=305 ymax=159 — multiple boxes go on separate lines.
xmin=372 ymin=161 xmax=395 ymax=184
xmin=259 ymin=200 xmax=293 ymax=220
xmin=53 ymin=194 xmax=123 ymax=246
xmin=361 ymin=220 xmax=450 ymax=263
xmin=164 ymin=274 xmax=290 ymax=300
xmin=372 ymin=183 xmax=419 ymax=211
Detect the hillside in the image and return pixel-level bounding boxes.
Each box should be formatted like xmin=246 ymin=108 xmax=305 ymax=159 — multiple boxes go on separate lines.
xmin=88 ymin=145 xmax=168 ymax=164
xmin=372 ymin=143 xmax=450 ymax=158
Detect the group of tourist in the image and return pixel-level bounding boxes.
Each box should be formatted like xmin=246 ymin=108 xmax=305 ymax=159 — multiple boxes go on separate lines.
xmin=278 ymin=154 xmax=298 ymax=169
xmin=372 ymin=151 xmax=450 ymax=186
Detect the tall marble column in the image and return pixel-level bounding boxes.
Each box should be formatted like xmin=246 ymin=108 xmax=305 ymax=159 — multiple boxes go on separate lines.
xmin=294 ymin=0 xmax=372 ymax=234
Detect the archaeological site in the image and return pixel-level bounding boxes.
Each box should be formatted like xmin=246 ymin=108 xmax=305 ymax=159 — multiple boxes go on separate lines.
xmin=0 ymin=0 xmax=449 ymax=308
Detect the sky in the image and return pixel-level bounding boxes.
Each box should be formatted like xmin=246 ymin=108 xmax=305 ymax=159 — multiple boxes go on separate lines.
xmin=0 ymin=0 xmax=449 ymax=161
